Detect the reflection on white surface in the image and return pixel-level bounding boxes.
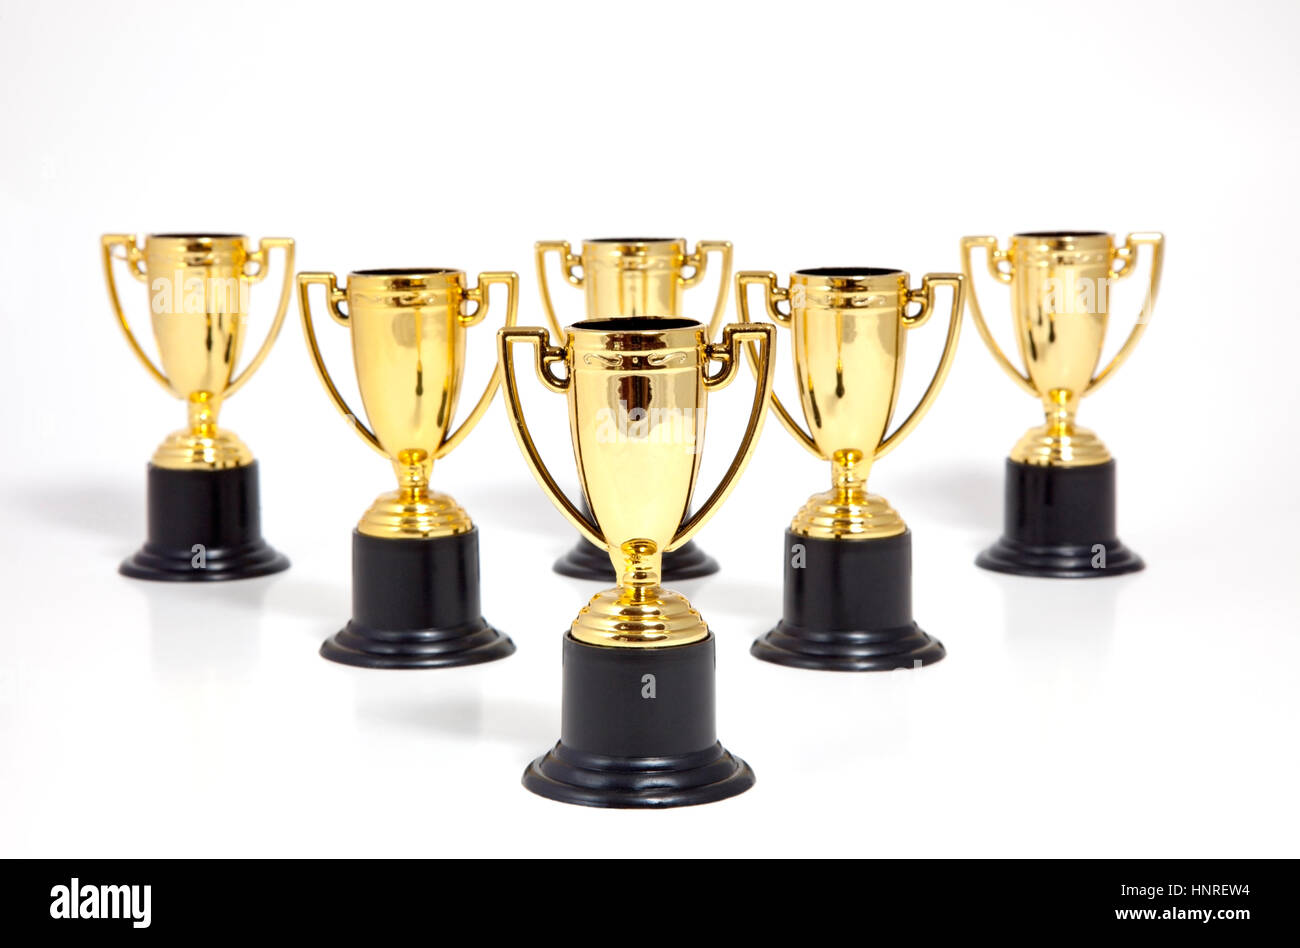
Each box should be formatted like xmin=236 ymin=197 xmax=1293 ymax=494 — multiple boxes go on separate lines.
xmin=146 ymin=581 xmax=268 ymax=680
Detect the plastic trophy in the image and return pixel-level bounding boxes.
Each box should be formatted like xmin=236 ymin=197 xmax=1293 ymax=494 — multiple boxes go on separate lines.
xmin=534 ymin=238 xmax=732 ymax=582
xmin=737 ymin=267 xmax=964 ymax=671
xmin=102 ymin=233 xmax=294 ymax=580
xmin=961 ymin=231 xmax=1164 ymax=577
xmin=298 ymin=268 xmax=517 ymax=668
xmin=499 ymin=316 xmax=775 ymax=807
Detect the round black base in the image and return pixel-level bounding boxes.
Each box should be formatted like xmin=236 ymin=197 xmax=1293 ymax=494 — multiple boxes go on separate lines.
xmin=976 ymin=538 xmax=1144 ymax=579
xmin=320 ymin=622 xmax=515 ymax=669
xmin=751 ymin=529 xmax=944 ymax=672
xmin=523 ymin=741 xmax=755 ymax=809
xmin=321 ymin=528 xmax=514 ymax=670
xmin=553 ymin=537 xmax=719 ymax=582
xmin=119 ymin=462 xmax=289 ymax=582
xmin=752 ymin=623 xmax=945 ymax=672
xmin=976 ymin=458 xmax=1145 ymax=579
xmin=522 ymin=633 xmax=754 ymax=808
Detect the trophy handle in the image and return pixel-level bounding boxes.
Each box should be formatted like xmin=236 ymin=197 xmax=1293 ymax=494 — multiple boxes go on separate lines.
xmin=874 ymin=273 xmax=965 ymax=461
xmin=498 ymin=326 xmax=606 ymax=549
xmin=735 ymin=271 xmax=823 ymax=460
xmin=669 ymin=323 xmax=777 ymax=551
xmin=297 ymin=271 xmax=387 ymax=458
xmin=534 ymin=240 xmax=582 ymax=341
xmin=223 ymin=237 xmax=295 ymax=400
xmin=960 ymin=235 xmax=1038 ymax=397
xmin=432 ymin=271 xmax=520 ymax=460
xmin=101 ymin=233 xmax=171 ymax=393
xmin=678 ymin=240 xmax=733 ymax=340
xmin=1084 ymin=232 xmax=1165 ymax=396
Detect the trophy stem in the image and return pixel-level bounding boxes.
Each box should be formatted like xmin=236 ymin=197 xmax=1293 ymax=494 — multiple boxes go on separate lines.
xmin=187 ymin=391 xmax=222 ymax=439
xmin=831 ymin=448 xmax=868 ymax=490
xmin=392 ymin=449 xmax=433 ymax=495
xmin=1042 ymin=388 xmax=1079 ymax=437
xmin=553 ymin=496 xmax=720 ymax=582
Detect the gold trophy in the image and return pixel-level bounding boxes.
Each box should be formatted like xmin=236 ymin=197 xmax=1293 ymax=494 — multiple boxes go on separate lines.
xmin=298 ymin=267 xmax=518 ymax=668
xmin=102 ymin=233 xmax=294 ymax=581
xmin=499 ymin=316 xmax=775 ymax=807
xmin=961 ymin=231 xmax=1164 ymax=577
xmin=737 ymin=267 xmax=964 ymax=671
xmin=534 ymin=237 xmax=733 ymax=582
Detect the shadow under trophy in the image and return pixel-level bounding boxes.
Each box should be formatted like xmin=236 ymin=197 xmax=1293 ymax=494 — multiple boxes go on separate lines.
xmin=500 ymin=316 xmax=774 ymax=807
xmin=102 ymin=232 xmax=294 ymax=580
xmin=535 ymin=237 xmax=732 ymax=582
xmin=298 ymin=267 xmax=518 ymax=668
xmin=961 ymin=231 xmax=1164 ymax=578
xmin=737 ymin=267 xmax=964 ymax=671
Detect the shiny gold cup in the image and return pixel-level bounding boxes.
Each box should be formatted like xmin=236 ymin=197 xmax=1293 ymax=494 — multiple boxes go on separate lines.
xmin=535 ymin=237 xmax=733 ymax=582
xmin=298 ymin=267 xmax=519 ymax=668
xmin=103 ymin=232 xmax=295 ymax=581
xmin=298 ymin=268 xmax=517 ymax=538
xmin=737 ymin=268 xmax=964 ymax=539
xmin=499 ymin=316 xmax=774 ymax=807
xmin=737 ymin=267 xmax=964 ymax=672
xmin=535 ymin=238 xmax=733 ymax=340
xmin=102 ymin=233 xmax=295 ymax=469
xmin=960 ymin=231 xmax=1164 ymax=466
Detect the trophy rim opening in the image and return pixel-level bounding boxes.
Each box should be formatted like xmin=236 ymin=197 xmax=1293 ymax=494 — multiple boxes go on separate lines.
xmin=586 ymin=237 xmax=684 ymax=244
xmin=571 ymin=316 xmax=700 ymax=332
xmin=795 ymin=267 xmax=903 ymax=278
xmin=350 ymin=267 xmax=460 ymax=277
xmin=1014 ymin=230 xmax=1109 ymax=239
xmin=149 ymin=232 xmax=246 ymax=240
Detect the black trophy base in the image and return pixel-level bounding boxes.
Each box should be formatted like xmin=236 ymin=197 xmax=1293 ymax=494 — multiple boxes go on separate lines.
xmin=321 ymin=528 xmax=514 ymax=669
xmin=553 ymin=537 xmax=719 ymax=583
xmin=752 ymin=529 xmax=945 ymax=672
xmin=976 ymin=458 xmax=1144 ymax=579
xmin=522 ymin=634 xmax=754 ymax=808
xmin=120 ymin=462 xmax=289 ymax=582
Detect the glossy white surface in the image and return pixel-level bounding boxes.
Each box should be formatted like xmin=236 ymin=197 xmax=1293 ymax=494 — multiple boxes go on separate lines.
xmin=2 ymin=0 xmax=1298 ymax=857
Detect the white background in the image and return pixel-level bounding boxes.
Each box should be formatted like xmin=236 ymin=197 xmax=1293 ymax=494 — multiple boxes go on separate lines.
xmin=1 ymin=0 xmax=1297 ymax=857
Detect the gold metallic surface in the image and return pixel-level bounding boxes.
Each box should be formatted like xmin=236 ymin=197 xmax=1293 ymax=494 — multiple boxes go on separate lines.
xmin=500 ymin=318 xmax=775 ymax=647
xmin=961 ymin=231 xmax=1164 ymax=467
xmin=102 ymin=233 xmax=295 ymax=470
xmin=737 ymin=268 xmax=964 ymax=540
xmin=298 ymin=267 xmax=517 ymax=538
xmin=534 ymin=237 xmax=732 ymax=340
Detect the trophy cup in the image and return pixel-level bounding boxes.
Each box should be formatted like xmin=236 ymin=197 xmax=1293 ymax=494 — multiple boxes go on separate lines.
xmin=102 ymin=233 xmax=294 ymax=581
xmin=535 ymin=237 xmax=732 ymax=582
xmin=737 ymin=267 xmax=964 ymax=671
xmin=298 ymin=267 xmax=518 ymax=668
xmin=961 ymin=231 xmax=1164 ymax=577
xmin=499 ymin=316 xmax=775 ymax=807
